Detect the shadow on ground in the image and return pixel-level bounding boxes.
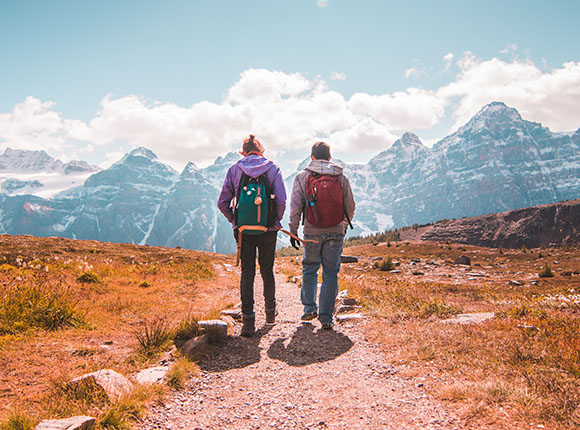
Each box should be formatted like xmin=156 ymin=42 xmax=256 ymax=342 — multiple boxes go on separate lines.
xmin=267 ymin=323 xmax=354 ymax=366
xmin=198 ymin=325 xmax=273 ymax=372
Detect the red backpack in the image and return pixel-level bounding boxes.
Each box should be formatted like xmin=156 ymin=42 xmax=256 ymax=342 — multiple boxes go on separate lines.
xmin=305 ymin=173 xmax=345 ymax=228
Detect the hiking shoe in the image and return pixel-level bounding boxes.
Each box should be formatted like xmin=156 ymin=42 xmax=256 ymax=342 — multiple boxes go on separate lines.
xmin=240 ymin=313 xmax=255 ymax=337
xmin=321 ymin=322 xmax=334 ymax=330
xmin=301 ymin=312 xmax=317 ymax=321
xmin=265 ymin=307 xmax=277 ymax=325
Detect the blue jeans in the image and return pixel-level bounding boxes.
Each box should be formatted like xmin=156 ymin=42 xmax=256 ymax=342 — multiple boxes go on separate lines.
xmin=301 ymin=233 xmax=344 ymax=324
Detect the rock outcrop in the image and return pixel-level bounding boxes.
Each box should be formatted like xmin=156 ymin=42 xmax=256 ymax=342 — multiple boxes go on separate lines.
xmin=418 ymin=198 xmax=580 ymax=248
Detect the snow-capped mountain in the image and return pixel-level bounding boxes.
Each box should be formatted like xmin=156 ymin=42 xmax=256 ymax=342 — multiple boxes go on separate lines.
xmin=0 ymin=148 xmax=100 ymax=198
xmin=0 ymin=102 xmax=579 ymax=253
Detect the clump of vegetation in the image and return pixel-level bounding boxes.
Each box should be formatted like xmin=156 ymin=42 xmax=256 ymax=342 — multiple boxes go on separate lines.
xmin=375 ymin=257 xmax=395 ymax=272
xmin=166 ymin=357 xmax=198 ymax=390
xmin=345 ymin=228 xmax=401 ymax=247
xmin=135 ymin=320 xmax=173 ymax=359
xmin=349 ymin=280 xmax=462 ymax=320
xmin=0 ymin=277 xmax=86 ymax=335
xmin=0 ymin=411 xmax=35 ymax=430
xmin=98 ymin=400 xmax=141 ymax=430
xmin=77 ymin=271 xmax=100 ymax=283
xmin=173 ymin=315 xmax=201 ymax=342
xmin=539 ymin=263 xmax=555 ymax=278
xmin=139 ymin=280 xmax=151 ymax=288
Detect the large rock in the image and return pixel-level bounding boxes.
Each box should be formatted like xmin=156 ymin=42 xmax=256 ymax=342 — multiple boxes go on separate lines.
xmin=69 ymin=369 xmax=132 ymax=402
xmin=341 ymin=255 xmax=358 ymax=263
xmin=35 ymin=416 xmax=96 ymax=430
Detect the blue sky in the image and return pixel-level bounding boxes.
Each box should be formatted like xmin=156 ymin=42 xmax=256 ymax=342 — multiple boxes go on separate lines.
xmin=1 ymin=0 xmax=580 ymax=172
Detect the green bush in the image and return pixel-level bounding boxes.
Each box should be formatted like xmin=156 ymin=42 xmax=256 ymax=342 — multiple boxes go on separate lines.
xmin=376 ymin=257 xmax=395 ymax=272
xmin=77 ymin=271 xmax=100 ymax=283
xmin=539 ymin=264 xmax=555 ymax=278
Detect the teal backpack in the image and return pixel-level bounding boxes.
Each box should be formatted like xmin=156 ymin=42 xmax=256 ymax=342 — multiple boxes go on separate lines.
xmin=234 ymin=173 xmax=276 ymax=235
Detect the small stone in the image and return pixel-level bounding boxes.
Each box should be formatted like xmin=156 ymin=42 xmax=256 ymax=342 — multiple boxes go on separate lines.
xmin=341 ymin=255 xmax=358 ymax=263
xmin=336 ymin=313 xmax=365 ymax=322
xmin=342 ymin=298 xmax=357 ymax=306
xmin=442 ymin=312 xmax=494 ymax=325
xmin=198 ymin=320 xmax=228 ymax=341
xmin=35 ymin=416 xmax=96 ymax=430
xmin=181 ymin=334 xmax=209 ymax=358
xmin=69 ymin=369 xmax=132 ymax=402
xmin=453 ymin=255 xmax=471 ymax=265
xmin=220 ymin=309 xmax=241 ymax=320
xmin=336 ymin=305 xmax=356 ymax=313
xmin=509 ymin=280 xmax=522 ymax=286
xmin=220 ymin=315 xmax=236 ymax=329
xmin=135 ymin=366 xmax=168 ymax=385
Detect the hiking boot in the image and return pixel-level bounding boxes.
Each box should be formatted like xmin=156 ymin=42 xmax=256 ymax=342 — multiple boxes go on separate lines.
xmin=321 ymin=322 xmax=334 ymax=330
xmin=301 ymin=311 xmax=317 ymax=321
xmin=240 ymin=313 xmax=255 ymax=337
xmin=265 ymin=306 xmax=276 ymax=325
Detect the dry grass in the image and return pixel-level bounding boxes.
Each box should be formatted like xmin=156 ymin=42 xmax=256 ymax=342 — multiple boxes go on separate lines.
xmin=332 ymin=240 xmax=580 ymax=429
xmin=0 ymin=234 xmax=238 ymax=424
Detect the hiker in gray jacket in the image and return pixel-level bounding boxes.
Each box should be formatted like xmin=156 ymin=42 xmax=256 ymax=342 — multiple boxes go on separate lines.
xmin=288 ymin=142 xmax=355 ymax=329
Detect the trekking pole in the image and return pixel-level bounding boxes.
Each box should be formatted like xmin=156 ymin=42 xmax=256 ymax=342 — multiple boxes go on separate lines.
xmin=235 ymin=230 xmax=242 ymax=266
xmin=274 ymin=227 xmax=318 ymax=244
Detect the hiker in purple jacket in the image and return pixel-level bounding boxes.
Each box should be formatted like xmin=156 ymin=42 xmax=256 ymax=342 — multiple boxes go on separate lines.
xmin=217 ymin=135 xmax=287 ymax=337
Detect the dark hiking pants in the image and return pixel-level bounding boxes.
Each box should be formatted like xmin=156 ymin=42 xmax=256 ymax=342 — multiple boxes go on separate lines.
xmin=236 ymin=230 xmax=277 ymax=316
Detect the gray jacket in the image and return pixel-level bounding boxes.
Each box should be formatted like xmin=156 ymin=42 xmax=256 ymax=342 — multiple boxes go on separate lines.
xmin=289 ymin=159 xmax=355 ymax=236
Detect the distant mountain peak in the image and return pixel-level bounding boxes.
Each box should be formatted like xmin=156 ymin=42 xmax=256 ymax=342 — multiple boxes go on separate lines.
xmin=215 ymin=152 xmax=241 ymax=165
xmin=457 ymin=102 xmax=524 ymax=135
xmin=0 ymin=147 xmax=63 ymax=172
xmin=129 ymin=147 xmax=158 ymax=160
xmin=399 ymin=132 xmax=424 ymax=147
xmin=180 ymin=162 xmax=199 ymax=178
xmin=476 ymin=101 xmax=521 ymax=118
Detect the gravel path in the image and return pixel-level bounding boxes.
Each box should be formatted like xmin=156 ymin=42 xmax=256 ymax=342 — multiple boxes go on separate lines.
xmin=140 ymin=273 xmax=460 ymax=430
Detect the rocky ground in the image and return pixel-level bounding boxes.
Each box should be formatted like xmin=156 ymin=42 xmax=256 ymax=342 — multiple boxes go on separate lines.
xmin=139 ymin=272 xmax=460 ymax=430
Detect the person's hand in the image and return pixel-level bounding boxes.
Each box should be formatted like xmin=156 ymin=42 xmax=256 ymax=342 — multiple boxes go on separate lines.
xmin=290 ymin=237 xmax=300 ymax=250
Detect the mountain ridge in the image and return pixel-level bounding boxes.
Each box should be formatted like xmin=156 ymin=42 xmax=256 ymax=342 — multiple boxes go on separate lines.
xmin=0 ymin=102 xmax=579 ymax=252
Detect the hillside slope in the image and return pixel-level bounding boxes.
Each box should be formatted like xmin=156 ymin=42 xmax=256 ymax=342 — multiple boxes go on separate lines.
xmin=415 ymin=198 xmax=580 ymax=248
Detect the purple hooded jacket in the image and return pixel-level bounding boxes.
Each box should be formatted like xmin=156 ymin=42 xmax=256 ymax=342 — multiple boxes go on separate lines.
xmin=217 ymin=154 xmax=287 ymax=230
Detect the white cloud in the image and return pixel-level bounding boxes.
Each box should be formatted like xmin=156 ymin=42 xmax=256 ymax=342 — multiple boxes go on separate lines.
xmin=349 ymin=88 xmax=447 ymax=131
xmin=330 ymin=71 xmax=346 ymax=81
xmin=404 ymin=66 xmax=424 ymax=79
xmin=500 ymin=43 xmax=518 ymax=54
xmin=1 ymin=59 xmax=579 ymax=173
xmin=0 ymin=96 xmax=89 ymax=158
xmin=317 ymin=0 xmax=329 ymax=7
xmin=438 ymin=54 xmax=580 ymax=131
xmin=443 ymin=53 xmax=454 ymax=72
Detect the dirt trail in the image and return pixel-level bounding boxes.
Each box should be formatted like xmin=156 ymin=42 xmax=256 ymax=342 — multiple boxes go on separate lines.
xmin=140 ymin=273 xmax=460 ymax=430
